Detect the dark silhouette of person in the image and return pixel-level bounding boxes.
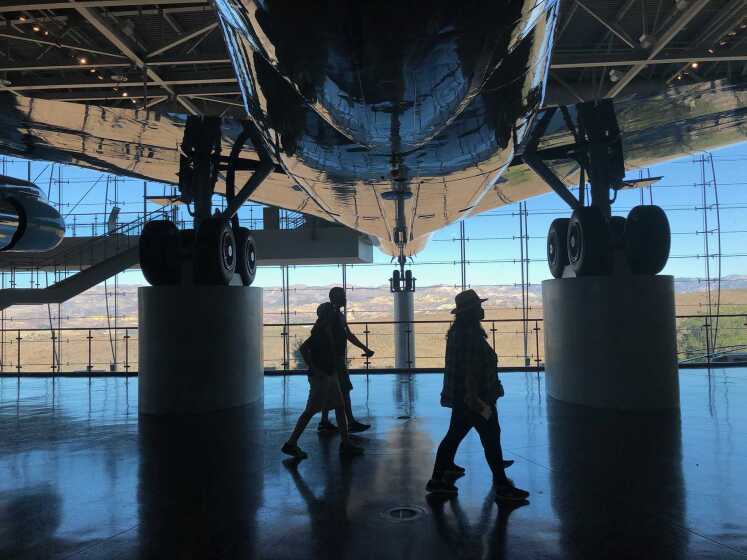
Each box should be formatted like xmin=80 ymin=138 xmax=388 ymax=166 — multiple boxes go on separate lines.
xmin=283 ymin=303 xmax=364 ymax=459
xmin=318 ymin=287 xmax=375 ymax=433
xmin=427 ymin=289 xmax=529 ymax=502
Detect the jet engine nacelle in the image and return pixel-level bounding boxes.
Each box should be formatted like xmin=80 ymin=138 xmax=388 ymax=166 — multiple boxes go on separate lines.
xmin=0 ymin=175 xmax=65 ymax=253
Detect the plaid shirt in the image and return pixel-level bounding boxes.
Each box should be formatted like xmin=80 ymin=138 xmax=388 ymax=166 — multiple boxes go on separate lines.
xmin=441 ymin=325 xmax=501 ymax=411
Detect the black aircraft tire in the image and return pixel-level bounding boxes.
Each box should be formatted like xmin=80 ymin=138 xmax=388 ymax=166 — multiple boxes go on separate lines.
xmin=547 ymin=218 xmax=570 ymax=278
xmin=194 ymin=217 xmax=236 ymax=285
xmin=236 ymin=227 xmax=257 ymax=286
xmin=139 ymin=220 xmax=180 ymax=286
xmin=568 ymin=206 xmax=609 ymax=276
xmin=609 ymin=216 xmax=626 ymax=250
xmin=625 ymin=205 xmax=671 ymax=275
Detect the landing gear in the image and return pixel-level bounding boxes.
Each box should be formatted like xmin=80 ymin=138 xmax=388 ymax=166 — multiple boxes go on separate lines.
xmin=194 ymin=217 xmax=236 ymax=285
xmin=524 ymin=99 xmax=671 ymax=278
xmin=547 ymin=218 xmax=569 ymax=279
xmin=567 ymin=207 xmax=609 ymax=276
xmin=138 ymin=116 xmax=274 ymax=287
xmin=547 ymin=205 xmax=670 ymax=278
xmin=236 ymin=227 xmax=257 ymax=286
xmin=625 ymin=205 xmax=671 ymax=275
xmin=140 ymin=220 xmax=180 ymax=286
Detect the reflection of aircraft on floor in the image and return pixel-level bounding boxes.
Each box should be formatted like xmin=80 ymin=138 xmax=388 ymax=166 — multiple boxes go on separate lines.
xmin=0 ymin=0 xmax=746 ymax=288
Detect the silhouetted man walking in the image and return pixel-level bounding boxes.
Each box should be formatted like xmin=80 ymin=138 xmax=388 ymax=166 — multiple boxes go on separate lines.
xmin=318 ymin=287 xmax=375 ymax=433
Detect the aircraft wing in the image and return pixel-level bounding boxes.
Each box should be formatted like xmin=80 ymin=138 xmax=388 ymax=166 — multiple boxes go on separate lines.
xmin=0 ymin=78 xmax=746 ymax=256
xmin=471 ymin=78 xmax=747 ymax=217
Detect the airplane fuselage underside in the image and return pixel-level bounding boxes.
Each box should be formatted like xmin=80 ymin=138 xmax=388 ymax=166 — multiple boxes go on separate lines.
xmin=214 ymin=0 xmax=560 ymax=256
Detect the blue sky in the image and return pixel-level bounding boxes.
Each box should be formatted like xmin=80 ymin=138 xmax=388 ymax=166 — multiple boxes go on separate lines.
xmin=3 ymin=141 xmax=745 ymax=290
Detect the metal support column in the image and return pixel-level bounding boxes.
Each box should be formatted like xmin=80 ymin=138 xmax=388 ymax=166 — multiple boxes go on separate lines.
xmin=393 ymin=289 xmax=415 ymax=370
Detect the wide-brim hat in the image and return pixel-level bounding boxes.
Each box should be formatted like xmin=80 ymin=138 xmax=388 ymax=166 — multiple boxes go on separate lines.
xmin=451 ymin=289 xmax=488 ymax=315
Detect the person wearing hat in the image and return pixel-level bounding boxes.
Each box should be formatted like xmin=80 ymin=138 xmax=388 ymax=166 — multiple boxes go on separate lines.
xmin=317 ymin=287 xmax=375 ymax=433
xmin=426 ymin=289 xmax=530 ymax=503
xmin=282 ymin=302 xmax=365 ymax=459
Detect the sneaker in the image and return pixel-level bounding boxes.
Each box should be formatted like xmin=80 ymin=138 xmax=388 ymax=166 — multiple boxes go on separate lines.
xmin=317 ymin=420 xmax=338 ymax=432
xmin=281 ymin=442 xmax=308 ymax=460
xmin=339 ymin=440 xmax=365 ymax=456
xmin=426 ymin=478 xmax=458 ymax=496
xmin=494 ymin=481 xmax=530 ymax=503
xmin=348 ymin=421 xmax=371 ymax=433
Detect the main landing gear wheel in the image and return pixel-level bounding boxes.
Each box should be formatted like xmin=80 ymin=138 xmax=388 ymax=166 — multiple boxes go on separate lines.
xmin=236 ymin=227 xmax=257 ymax=287
xmin=567 ymin=206 xmax=609 ymax=276
xmin=547 ymin=218 xmax=570 ymax=279
xmin=139 ymin=220 xmax=180 ymax=286
xmin=194 ymin=217 xmax=236 ymax=285
xmin=625 ymin=205 xmax=671 ymax=275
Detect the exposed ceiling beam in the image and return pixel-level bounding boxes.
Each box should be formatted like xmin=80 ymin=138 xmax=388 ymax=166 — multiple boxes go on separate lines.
xmin=70 ymin=1 xmax=201 ymax=115
xmin=0 ymin=57 xmax=230 ymax=72
xmin=184 ymin=94 xmax=243 ymax=108
xmin=109 ymin=6 xmax=213 ymax=17
xmin=556 ymin=2 xmax=579 ymax=42
xmin=0 ymin=31 xmax=127 ymax=58
xmin=0 ymin=15 xmax=68 ymax=26
xmin=574 ymin=1 xmax=636 ymax=49
xmin=553 ymin=51 xmax=747 ymax=69
xmin=606 ymin=0 xmax=710 ymax=98
xmin=147 ymin=22 xmax=218 ymax=58
xmin=32 ymin=89 xmax=241 ymax=101
xmin=145 ymin=95 xmax=168 ymax=109
xmin=9 ymin=77 xmax=237 ymax=91
xmin=666 ymin=0 xmax=747 ymax=84
xmin=0 ymin=1 xmax=208 ymax=11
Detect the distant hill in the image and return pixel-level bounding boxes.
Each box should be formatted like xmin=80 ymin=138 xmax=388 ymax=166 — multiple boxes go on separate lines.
xmin=1 ymin=279 xmax=744 ymax=371
xmin=1 ymin=275 xmax=746 ymax=330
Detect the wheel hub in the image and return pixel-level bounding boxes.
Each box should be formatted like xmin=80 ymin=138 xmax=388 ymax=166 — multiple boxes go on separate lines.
xmin=221 ymin=232 xmax=235 ymax=269
xmin=568 ymin=224 xmax=581 ymax=264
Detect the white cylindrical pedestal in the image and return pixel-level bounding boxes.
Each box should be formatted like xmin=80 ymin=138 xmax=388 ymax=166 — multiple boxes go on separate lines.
xmin=543 ymin=275 xmax=679 ymax=410
xmin=138 ymin=286 xmax=263 ymax=415
xmin=394 ymin=290 xmax=416 ymax=369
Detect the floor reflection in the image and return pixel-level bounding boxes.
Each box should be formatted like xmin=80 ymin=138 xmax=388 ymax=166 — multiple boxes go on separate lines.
xmin=137 ymin=403 xmax=264 ymax=559
xmin=548 ymin=398 xmax=686 ymax=559
xmin=282 ymin=441 xmax=356 ymax=559
xmin=427 ymin=492 xmax=528 ymax=559
xmin=0 ymin=371 xmax=744 ymax=559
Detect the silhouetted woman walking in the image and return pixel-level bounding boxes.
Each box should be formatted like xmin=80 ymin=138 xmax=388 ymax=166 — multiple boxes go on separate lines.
xmin=427 ymin=289 xmax=529 ymax=502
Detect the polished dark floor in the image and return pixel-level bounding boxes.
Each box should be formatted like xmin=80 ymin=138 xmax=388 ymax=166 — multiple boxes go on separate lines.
xmin=0 ymin=369 xmax=745 ymax=559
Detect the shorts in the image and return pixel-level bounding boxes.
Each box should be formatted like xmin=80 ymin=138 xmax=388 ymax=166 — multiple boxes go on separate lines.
xmin=338 ymin=370 xmax=353 ymax=393
xmin=305 ymin=373 xmax=344 ymax=413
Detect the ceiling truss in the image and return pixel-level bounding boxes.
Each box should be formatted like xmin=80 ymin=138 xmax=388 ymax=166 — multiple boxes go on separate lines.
xmin=0 ymin=1 xmax=743 ymax=114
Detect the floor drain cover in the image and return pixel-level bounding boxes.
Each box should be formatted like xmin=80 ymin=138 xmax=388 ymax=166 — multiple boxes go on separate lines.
xmin=382 ymin=506 xmax=425 ymax=522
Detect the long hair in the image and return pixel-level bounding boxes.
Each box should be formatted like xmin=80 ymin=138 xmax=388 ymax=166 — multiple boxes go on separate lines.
xmin=447 ymin=306 xmax=486 ymax=339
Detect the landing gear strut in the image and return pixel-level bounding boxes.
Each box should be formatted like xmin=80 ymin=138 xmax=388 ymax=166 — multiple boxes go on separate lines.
xmin=523 ymin=100 xmax=671 ymax=278
xmin=139 ymin=117 xmax=273 ymax=286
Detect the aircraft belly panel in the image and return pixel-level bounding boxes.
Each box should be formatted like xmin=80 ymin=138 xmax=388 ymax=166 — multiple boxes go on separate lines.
xmin=216 ymin=0 xmax=559 ymax=256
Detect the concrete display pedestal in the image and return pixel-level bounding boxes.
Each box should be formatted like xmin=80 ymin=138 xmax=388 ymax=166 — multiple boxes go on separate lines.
xmin=394 ymin=290 xmax=416 ymax=369
xmin=138 ymin=286 xmax=263 ymax=415
xmin=543 ymin=275 xmax=679 ymax=410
